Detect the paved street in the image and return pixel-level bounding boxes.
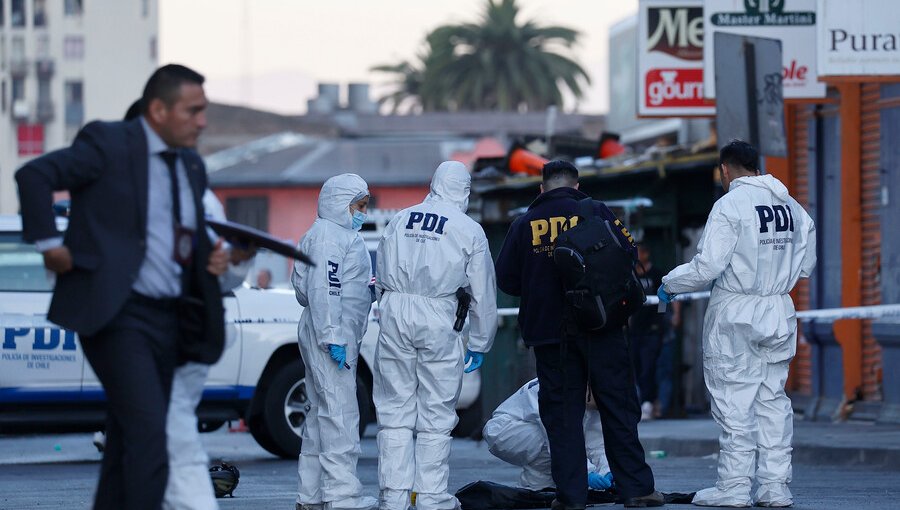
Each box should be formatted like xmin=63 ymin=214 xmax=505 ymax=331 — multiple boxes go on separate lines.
xmin=1 ymin=424 xmax=900 ymax=510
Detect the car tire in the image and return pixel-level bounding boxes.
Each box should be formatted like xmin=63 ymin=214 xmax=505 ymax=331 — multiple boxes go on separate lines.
xmin=258 ymin=358 xmax=377 ymax=459
xmin=247 ymin=411 xmax=281 ymax=457
xmin=355 ymin=373 xmax=375 ymax=438
xmin=452 ymin=395 xmax=483 ymax=439
xmin=262 ymin=360 xmax=307 ymax=458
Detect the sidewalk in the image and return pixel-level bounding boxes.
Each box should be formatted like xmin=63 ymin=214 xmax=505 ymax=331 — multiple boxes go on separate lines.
xmin=637 ymin=418 xmax=900 ymax=470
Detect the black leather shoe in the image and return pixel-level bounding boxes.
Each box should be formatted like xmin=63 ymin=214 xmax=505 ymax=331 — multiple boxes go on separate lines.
xmin=624 ymin=490 xmax=665 ymax=507
xmin=550 ymin=498 xmax=586 ymax=510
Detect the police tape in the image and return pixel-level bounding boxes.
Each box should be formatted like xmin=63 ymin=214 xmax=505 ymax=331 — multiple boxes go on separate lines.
xmin=496 ymin=291 xmax=900 ymax=321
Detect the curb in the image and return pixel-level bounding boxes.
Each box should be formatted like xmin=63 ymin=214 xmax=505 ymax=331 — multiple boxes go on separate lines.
xmin=640 ymin=436 xmax=900 ymax=471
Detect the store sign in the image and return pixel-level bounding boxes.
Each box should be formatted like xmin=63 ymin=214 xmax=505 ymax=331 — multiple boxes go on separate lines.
xmin=638 ymin=0 xmax=715 ymax=117
xmin=817 ymin=0 xmax=900 ymax=76
xmin=704 ymin=0 xmax=825 ymax=99
xmin=17 ymin=124 xmax=44 ymax=156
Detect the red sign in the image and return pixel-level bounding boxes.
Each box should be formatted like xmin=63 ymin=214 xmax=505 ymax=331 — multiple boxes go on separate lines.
xmin=17 ymin=124 xmax=45 ymax=156
xmin=644 ymin=68 xmax=711 ymax=108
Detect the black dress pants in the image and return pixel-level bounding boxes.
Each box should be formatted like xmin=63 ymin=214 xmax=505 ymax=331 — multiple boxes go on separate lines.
xmin=533 ymin=328 xmax=656 ymax=505
xmin=80 ymin=293 xmax=179 ymax=510
xmin=629 ymin=331 xmax=663 ymax=404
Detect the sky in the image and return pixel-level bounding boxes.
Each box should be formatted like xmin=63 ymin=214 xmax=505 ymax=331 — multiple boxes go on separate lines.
xmin=159 ymin=0 xmax=638 ymax=115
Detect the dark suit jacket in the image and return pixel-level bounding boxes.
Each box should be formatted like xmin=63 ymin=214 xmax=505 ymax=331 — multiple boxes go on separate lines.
xmin=15 ymin=118 xmax=226 ymax=364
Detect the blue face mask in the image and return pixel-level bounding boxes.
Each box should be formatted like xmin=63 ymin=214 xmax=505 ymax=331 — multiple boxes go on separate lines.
xmin=351 ymin=210 xmax=366 ymax=231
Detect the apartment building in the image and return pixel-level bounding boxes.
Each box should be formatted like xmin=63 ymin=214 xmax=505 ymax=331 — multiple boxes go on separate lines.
xmin=0 ymin=0 xmax=157 ymax=214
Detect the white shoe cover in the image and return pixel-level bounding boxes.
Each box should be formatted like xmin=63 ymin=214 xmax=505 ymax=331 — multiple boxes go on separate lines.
xmin=327 ymin=495 xmax=378 ymax=510
xmin=692 ymin=484 xmax=752 ymax=507
xmin=379 ymin=490 xmax=410 ymax=510
xmin=754 ymin=483 xmax=792 ymax=507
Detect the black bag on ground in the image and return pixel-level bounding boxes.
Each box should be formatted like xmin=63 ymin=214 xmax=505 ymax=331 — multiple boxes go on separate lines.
xmin=552 ymin=198 xmax=645 ymax=333
xmin=455 ymin=480 xmax=695 ymax=509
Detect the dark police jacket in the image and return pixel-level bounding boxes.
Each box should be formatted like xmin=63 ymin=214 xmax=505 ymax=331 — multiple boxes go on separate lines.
xmin=15 ymin=119 xmax=226 ymax=363
xmin=495 ymin=187 xmax=635 ymax=347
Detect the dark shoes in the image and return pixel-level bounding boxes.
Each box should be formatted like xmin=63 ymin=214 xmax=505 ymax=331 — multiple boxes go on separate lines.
xmin=624 ymin=490 xmax=665 ymax=507
xmin=550 ymin=498 xmax=586 ymax=510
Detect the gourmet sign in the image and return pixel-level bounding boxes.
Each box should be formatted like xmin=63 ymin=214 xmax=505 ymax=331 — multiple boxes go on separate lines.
xmin=703 ymin=0 xmax=826 ymax=99
xmin=638 ymin=0 xmax=715 ymax=116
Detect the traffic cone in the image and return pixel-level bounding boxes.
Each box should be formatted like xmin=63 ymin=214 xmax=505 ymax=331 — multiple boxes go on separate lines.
xmin=506 ymin=143 xmax=548 ymax=176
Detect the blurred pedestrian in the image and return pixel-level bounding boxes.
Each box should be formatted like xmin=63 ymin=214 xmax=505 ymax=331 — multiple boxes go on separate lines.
xmin=628 ymin=244 xmax=666 ymax=420
xmin=256 ymin=268 xmax=273 ymax=289
xmin=122 ymin=98 xmax=255 ymax=510
xmin=658 ymin=140 xmax=817 ymax=507
xmin=16 ymin=64 xmax=227 ymax=510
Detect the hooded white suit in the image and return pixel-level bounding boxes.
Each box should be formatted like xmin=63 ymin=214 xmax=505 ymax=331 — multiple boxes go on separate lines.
xmin=661 ymin=175 xmax=816 ymax=507
xmin=374 ymin=161 xmax=498 ymax=510
xmin=482 ymin=379 xmax=610 ymax=490
xmin=164 ymin=190 xmax=251 ymax=510
xmin=292 ymin=174 xmax=375 ymax=510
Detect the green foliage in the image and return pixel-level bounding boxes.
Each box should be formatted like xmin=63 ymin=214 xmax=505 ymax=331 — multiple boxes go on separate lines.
xmin=372 ymin=0 xmax=590 ymax=113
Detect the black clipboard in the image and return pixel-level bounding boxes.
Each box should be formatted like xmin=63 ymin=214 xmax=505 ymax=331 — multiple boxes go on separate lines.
xmin=206 ymin=219 xmax=315 ymax=266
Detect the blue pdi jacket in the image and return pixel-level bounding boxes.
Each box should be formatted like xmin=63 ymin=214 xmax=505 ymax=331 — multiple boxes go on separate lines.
xmin=495 ymin=187 xmax=636 ymax=347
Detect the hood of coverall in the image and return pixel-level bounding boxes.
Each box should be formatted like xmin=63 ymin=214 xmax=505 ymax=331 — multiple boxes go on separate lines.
xmin=317 ymin=173 xmax=369 ymax=229
xmin=729 ymin=174 xmax=790 ymax=201
xmin=425 ymin=161 xmax=471 ymax=213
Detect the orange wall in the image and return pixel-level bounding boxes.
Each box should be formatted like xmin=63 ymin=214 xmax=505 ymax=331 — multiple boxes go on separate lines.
xmin=212 ymin=184 xmax=429 ymax=242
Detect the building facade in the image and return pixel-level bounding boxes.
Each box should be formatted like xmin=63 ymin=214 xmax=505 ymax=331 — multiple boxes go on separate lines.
xmin=0 ymin=0 xmax=157 ymax=214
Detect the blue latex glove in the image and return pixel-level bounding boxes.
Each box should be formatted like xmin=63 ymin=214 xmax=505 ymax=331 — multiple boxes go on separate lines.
xmin=657 ymin=284 xmax=675 ymax=304
xmin=463 ymin=349 xmax=484 ymax=373
xmin=328 ymin=344 xmax=349 ymax=370
xmin=587 ymin=471 xmax=614 ymax=490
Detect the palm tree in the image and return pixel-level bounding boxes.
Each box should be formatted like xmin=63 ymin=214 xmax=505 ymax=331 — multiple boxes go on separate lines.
xmin=372 ymin=0 xmax=589 ymax=112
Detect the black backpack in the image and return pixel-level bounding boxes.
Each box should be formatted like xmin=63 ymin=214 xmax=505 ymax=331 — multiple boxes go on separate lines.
xmin=552 ymin=198 xmax=645 ymax=333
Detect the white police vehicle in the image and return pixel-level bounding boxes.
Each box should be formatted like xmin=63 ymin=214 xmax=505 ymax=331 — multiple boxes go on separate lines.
xmin=0 ymin=214 xmax=481 ymax=458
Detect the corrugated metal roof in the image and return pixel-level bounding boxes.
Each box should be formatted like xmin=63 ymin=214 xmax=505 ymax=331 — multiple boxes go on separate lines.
xmin=208 ymin=135 xmax=476 ymax=188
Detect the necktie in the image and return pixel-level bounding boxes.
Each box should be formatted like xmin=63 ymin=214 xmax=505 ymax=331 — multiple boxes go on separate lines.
xmin=159 ymin=149 xmax=182 ymax=226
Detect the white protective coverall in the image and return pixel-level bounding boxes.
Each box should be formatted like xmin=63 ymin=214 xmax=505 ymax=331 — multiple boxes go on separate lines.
xmin=482 ymin=379 xmax=610 ymax=490
xmin=164 ymin=190 xmax=251 ymax=510
xmin=374 ymin=161 xmax=498 ymax=510
xmin=292 ymin=174 xmax=375 ymax=510
xmin=661 ymin=175 xmax=816 ymax=507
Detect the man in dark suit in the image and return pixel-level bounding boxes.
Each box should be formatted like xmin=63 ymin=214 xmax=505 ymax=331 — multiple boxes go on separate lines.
xmin=16 ymin=64 xmax=228 ymax=510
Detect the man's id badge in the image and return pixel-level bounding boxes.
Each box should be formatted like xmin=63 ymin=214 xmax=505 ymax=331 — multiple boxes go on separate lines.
xmin=174 ymin=225 xmax=195 ymax=265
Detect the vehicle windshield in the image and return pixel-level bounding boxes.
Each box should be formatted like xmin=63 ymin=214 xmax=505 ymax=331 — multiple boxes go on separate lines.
xmin=0 ymin=233 xmax=54 ymax=292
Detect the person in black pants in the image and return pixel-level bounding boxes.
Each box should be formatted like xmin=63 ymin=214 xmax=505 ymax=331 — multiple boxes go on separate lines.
xmin=495 ymin=160 xmax=663 ymax=509
xmin=16 ymin=64 xmax=228 ymax=510
xmin=629 ymin=244 xmax=666 ymax=419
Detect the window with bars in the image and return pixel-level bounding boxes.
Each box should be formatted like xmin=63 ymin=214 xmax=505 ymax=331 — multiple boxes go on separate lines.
xmin=225 ymin=196 xmax=270 ymax=232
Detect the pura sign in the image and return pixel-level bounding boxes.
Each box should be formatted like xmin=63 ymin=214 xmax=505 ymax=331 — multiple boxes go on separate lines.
xmin=638 ymin=0 xmax=715 ymax=117
xmin=703 ymin=0 xmax=825 ymax=99
xmin=817 ymin=0 xmax=900 ymax=76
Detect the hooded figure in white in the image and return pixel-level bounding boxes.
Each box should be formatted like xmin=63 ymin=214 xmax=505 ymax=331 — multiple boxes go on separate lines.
xmin=292 ymin=173 xmax=376 ymax=510
xmin=660 ymin=143 xmax=816 ymax=508
xmin=163 ymin=190 xmax=253 ymax=510
xmin=482 ymin=379 xmax=612 ymax=491
xmin=374 ymin=161 xmax=498 ymax=510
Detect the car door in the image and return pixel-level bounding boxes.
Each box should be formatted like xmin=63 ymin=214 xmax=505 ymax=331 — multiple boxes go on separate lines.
xmin=0 ymin=231 xmax=85 ymax=401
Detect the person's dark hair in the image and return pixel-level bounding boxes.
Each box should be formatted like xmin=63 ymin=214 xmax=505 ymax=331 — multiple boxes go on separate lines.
xmin=141 ymin=64 xmax=205 ymax=113
xmin=124 ymin=99 xmax=142 ymax=121
xmin=719 ymin=139 xmax=759 ymax=173
xmin=541 ymin=160 xmax=578 ymax=189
